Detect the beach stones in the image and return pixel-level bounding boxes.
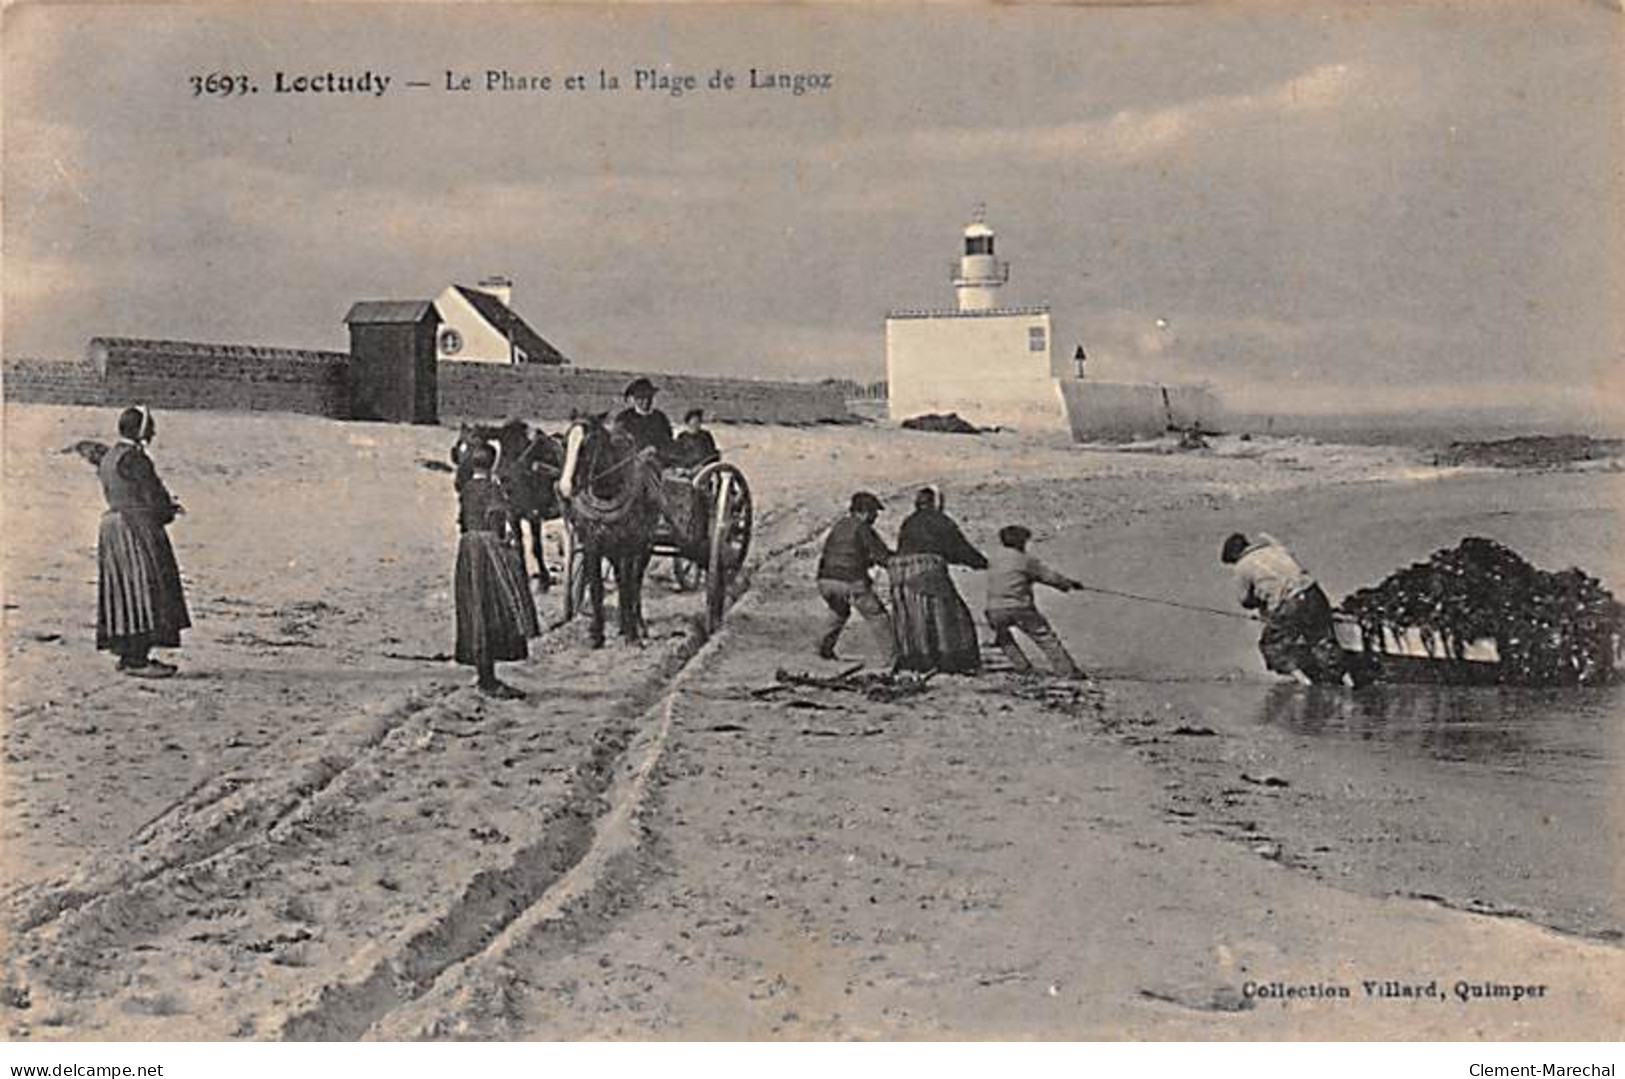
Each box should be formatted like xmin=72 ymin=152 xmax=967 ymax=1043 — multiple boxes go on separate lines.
xmin=1339 ymin=536 xmax=1622 ymax=687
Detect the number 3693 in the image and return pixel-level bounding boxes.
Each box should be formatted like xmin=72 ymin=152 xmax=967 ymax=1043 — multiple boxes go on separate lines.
xmin=190 ymin=73 xmax=252 ymax=97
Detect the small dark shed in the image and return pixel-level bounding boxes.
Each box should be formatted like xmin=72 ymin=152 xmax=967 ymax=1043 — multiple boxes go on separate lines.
xmin=344 ymin=300 xmax=439 ymax=424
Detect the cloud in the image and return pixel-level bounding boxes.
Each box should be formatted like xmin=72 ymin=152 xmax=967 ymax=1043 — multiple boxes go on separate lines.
xmin=1070 ymin=304 xmax=1622 ymax=425
xmin=905 ymin=62 xmax=1360 ymax=164
xmin=2 ymin=252 xmax=93 ymax=324
xmin=1068 ymin=306 xmax=1462 ymax=390
xmin=1221 ymin=378 xmax=1625 ymax=424
xmin=2 ymin=119 xmax=92 ymax=236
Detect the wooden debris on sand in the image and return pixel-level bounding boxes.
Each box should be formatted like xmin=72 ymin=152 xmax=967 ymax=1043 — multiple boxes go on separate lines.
xmin=761 ymin=665 xmax=936 ymax=703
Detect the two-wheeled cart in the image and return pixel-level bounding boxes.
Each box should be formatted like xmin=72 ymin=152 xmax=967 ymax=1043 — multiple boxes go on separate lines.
xmin=562 ymin=461 xmax=754 ymax=633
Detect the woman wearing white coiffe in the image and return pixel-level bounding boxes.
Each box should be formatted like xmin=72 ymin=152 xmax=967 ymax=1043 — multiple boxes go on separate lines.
xmin=452 ymin=440 xmax=539 ymax=698
xmin=96 ymin=406 xmax=191 ymax=678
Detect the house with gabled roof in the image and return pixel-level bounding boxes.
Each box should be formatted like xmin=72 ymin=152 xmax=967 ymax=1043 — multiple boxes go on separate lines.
xmin=432 ymin=276 xmax=569 ymax=365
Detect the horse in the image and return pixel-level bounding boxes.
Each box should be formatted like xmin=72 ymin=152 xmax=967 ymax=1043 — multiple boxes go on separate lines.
xmin=558 ymin=413 xmax=663 ymax=648
xmin=452 ymin=421 xmax=565 ymax=591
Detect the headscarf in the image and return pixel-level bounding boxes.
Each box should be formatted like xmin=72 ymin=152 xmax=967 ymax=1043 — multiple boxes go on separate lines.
xmin=117 ymin=405 xmax=155 ymax=443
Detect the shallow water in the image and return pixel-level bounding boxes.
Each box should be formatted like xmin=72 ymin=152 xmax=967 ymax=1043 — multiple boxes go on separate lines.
xmin=1110 ymin=676 xmax=1623 ymax=940
xmin=991 ymin=469 xmax=1624 ymax=939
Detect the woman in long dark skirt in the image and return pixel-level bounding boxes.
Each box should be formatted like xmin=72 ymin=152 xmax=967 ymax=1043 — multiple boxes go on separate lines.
xmin=888 ymin=486 xmax=987 ymax=673
xmin=454 ymin=442 xmax=540 ymax=698
xmin=97 ymin=406 xmax=191 ymax=678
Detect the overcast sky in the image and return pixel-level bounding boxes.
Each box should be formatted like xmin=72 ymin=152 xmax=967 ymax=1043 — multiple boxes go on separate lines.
xmin=4 ymin=2 xmax=1621 ymax=421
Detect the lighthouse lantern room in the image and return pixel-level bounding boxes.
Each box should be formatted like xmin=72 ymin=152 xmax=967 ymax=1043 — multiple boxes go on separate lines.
xmin=952 ymin=208 xmax=1011 ymax=312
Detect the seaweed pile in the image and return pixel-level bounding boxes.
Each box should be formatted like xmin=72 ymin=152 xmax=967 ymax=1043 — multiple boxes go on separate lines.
xmin=900 ymin=412 xmax=982 ymax=435
xmin=1339 ymin=537 xmax=1623 ymax=686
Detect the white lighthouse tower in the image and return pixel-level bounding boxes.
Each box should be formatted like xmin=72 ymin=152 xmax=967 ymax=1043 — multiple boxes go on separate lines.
xmin=885 ymin=209 xmax=1225 ymax=439
xmin=952 ymin=206 xmax=1010 ymax=312
xmin=885 ymin=208 xmax=1064 ymax=431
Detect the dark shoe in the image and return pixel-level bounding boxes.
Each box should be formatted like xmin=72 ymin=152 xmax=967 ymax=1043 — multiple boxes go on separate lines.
xmin=123 ymin=663 xmax=176 ymax=680
xmin=478 ymin=680 xmax=525 ymax=700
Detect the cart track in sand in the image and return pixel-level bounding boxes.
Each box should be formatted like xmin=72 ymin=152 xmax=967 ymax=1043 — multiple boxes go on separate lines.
xmin=7 ymin=688 xmax=448 ymax=935
xmin=4 ymin=499 xmax=877 ymax=1040
xmin=277 ymin=499 xmax=915 ymax=1040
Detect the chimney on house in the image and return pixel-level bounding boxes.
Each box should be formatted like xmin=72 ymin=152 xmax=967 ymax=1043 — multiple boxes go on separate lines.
xmin=475 ymin=275 xmax=513 ymax=308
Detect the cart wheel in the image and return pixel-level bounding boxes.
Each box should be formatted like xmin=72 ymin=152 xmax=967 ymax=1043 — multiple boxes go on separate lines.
xmin=704 ymin=469 xmax=753 ymax=631
xmin=705 ymin=476 xmax=730 ymax=632
xmin=692 ymin=462 xmax=754 ymax=570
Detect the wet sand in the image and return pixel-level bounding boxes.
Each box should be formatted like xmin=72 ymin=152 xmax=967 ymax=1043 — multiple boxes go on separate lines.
xmin=3 ymin=404 xmax=1621 ymax=1039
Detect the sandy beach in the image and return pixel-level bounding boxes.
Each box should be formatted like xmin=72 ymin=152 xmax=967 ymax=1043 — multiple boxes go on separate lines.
xmin=2 ymin=403 xmax=1621 ymax=1040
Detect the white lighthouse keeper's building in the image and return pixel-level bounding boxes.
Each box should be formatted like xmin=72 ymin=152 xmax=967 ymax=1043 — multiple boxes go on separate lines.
xmin=885 ymin=214 xmax=1070 ymax=432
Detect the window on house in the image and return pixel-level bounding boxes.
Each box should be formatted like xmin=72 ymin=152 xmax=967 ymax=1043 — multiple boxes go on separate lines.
xmin=1029 ymin=326 xmax=1047 ymax=352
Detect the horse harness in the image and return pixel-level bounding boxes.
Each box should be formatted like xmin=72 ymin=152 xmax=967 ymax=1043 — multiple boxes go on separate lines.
xmin=568 ymin=431 xmax=661 ymax=527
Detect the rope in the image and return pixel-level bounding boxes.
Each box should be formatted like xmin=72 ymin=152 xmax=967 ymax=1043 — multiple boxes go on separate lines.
xmin=588 ymin=452 xmax=641 ymax=484
xmin=1066 ymin=581 xmax=1258 ymax=622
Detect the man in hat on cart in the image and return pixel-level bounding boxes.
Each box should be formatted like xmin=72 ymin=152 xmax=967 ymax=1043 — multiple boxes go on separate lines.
xmin=614 ymin=377 xmax=676 ymax=467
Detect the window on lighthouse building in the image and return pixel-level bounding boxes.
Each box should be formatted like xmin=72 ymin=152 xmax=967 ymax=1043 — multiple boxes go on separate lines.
xmin=966 ymin=235 xmax=994 ymax=256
